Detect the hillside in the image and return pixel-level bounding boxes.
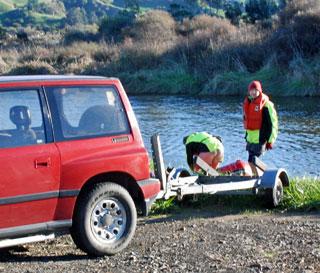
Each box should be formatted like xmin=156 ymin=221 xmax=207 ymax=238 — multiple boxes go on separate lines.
xmin=0 ymin=0 xmax=199 ymax=28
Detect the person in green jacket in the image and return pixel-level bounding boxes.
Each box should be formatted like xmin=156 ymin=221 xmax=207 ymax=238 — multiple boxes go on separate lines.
xmin=243 ymin=80 xmax=278 ymax=162
xmin=183 ymin=132 xmax=224 ymax=174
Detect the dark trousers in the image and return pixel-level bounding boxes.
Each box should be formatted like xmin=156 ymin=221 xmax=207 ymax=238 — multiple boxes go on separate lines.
xmin=246 ymin=143 xmax=266 ymax=163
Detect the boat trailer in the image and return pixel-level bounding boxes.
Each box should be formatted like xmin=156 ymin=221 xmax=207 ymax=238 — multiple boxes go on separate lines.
xmin=151 ymin=134 xmax=290 ymax=207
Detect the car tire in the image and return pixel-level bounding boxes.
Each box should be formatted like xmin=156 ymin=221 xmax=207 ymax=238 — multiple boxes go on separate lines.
xmin=71 ymin=182 xmax=137 ymax=256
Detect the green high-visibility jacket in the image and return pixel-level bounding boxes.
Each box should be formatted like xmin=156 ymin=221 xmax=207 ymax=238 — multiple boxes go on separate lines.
xmin=245 ymin=100 xmax=278 ymax=145
xmin=185 ymin=132 xmax=224 ymax=154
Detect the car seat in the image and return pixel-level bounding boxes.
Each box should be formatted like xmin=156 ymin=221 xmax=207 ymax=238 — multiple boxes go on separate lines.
xmin=10 ymin=106 xmax=37 ymax=146
xmin=78 ymin=105 xmax=118 ymax=135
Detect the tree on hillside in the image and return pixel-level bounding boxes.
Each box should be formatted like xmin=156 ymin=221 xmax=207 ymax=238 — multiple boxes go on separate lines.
xmin=63 ymin=0 xmax=88 ymax=9
xmin=245 ymin=0 xmax=280 ymax=23
xmin=169 ymin=3 xmax=193 ymax=21
xmin=99 ymin=11 xmax=135 ymax=41
xmin=225 ymin=1 xmax=244 ymax=25
xmin=124 ymin=0 xmax=140 ymax=14
xmin=29 ymin=0 xmax=66 ymax=16
xmin=66 ymin=7 xmax=87 ymax=25
xmin=206 ymin=0 xmax=226 ymax=9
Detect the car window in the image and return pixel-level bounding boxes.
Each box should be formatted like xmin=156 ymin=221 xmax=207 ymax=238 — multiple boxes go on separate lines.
xmin=48 ymin=86 xmax=130 ymax=140
xmin=0 ymin=89 xmax=46 ymax=148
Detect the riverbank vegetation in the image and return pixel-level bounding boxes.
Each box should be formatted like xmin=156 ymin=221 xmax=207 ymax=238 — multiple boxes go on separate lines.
xmin=151 ymin=177 xmax=320 ymax=215
xmin=0 ymin=0 xmax=319 ymax=96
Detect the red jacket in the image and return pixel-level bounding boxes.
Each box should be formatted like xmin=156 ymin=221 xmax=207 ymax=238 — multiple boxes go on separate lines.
xmin=243 ymin=93 xmax=269 ymax=130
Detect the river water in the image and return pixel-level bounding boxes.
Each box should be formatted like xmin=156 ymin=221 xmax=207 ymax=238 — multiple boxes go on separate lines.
xmin=130 ymin=95 xmax=320 ymax=177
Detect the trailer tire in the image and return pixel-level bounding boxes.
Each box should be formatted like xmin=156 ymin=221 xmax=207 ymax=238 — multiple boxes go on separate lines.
xmin=265 ymin=178 xmax=283 ymax=208
xmin=71 ymin=182 xmax=137 ymax=256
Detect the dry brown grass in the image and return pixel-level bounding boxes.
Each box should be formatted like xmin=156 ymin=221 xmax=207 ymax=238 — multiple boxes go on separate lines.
xmin=278 ymin=0 xmax=320 ymax=25
xmin=124 ymin=10 xmax=176 ymax=44
xmin=7 ymin=61 xmax=57 ymax=75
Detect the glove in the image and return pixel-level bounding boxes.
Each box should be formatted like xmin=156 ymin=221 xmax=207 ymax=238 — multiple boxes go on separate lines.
xmin=266 ymin=143 xmax=273 ymax=150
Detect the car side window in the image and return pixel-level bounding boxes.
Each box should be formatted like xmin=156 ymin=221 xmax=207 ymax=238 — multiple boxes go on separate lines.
xmin=0 ymin=90 xmax=46 ymax=148
xmin=48 ymin=86 xmax=130 ymax=140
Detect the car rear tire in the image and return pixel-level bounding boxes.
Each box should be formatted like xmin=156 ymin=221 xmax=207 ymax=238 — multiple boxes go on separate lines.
xmin=71 ymin=182 xmax=137 ymax=256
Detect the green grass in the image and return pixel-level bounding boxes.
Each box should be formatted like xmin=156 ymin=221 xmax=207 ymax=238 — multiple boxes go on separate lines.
xmin=202 ymin=57 xmax=320 ymax=96
xmin=30 ymin=11 xmax=65 ymax=22
xmin=120 ymin=67 xmax=200 ymax=95
xmin=151 ymin=196 xmax=179 ymax=214
xmin=0 ymin=0 xmax=27 ymax=8
xmin=281 ymin=177 xmax=320 ymax=211
xmin=150 ymin=177 xmax=320 ymax=215
xmin=0 ymin=1 xmax=13 ymax=12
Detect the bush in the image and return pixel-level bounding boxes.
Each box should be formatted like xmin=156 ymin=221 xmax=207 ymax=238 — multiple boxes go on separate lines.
xmin=119 ymin=45 xmax=162 ymax=72
xmin=173 ymin=16 xmax=240 ymax=77
xmin=278 ymin=0 xmax=320 ymax=25
xmin=99 ymin=12 xmax=135 ymax=42
xmin=31 ymin=0 xmax=66 ymax=16
xmin=181 ymin=15 xmax=236 ymax=36
xmin=245 ymin=0 xmax=280 ymax=23
xmin=125 ymin=10 xmax=176 ymax=43
xmin=269 ymin=2 xmax=320 ymax=64
xmin=225 ymin=1 xmax=244 ymax=25
xmin=63 ymin=27 xmax=98 ymax=45
xmin=92 ymin=43 xmax=120 ymax=63
xmin=7 ymin=61 xmax=58 ymax=75
xmin=0 ymin=56 xmax=8 ymax=74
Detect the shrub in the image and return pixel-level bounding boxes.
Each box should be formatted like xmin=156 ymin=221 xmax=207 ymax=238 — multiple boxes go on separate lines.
xmin=245 ymin=0 xmax=280 ymax=23
xmin=63 ymin=27 xmax=98 ymax=45
xmin=225 ymin=1 xmax=244 ymax=25
xmin=125 ymin=10 xmax=176 ymax=43
xmin=92 ymin=43 xmax=120 ymax=63
xmin=268 ymin=2 xmax=320 ymax=64
xmin=53 ymin=42 xmax=98 ymax=69
xmin=7 ymin=61 xmax=58 ymax=75
xmin=173 ymin=16 xmax=240 ymax=77
xmin=119 ymin=45 xmax=161 ymax=72
xmin=0 ymin=56 xmax=8 ymax=74
xmin=278 ymin=0 xmax=320 ymax=25
xmin=181 ymin=15 xmax=236 ymax=36
xmin=31 ymin=0 xmax=66 ymax=16
xmin=99 ymin=12 xmax=135 ymax=42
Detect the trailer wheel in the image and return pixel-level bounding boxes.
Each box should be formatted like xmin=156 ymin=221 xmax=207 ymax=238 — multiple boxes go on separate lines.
xmin=71 ymin=182 xmax=137 ymax=256
xmin=265 ymin=178 xmax=283 ymax=208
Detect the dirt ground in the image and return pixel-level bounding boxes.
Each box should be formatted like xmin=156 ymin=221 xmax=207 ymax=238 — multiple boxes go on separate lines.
xmin=0 ymin=211 xmax=319 ymax=273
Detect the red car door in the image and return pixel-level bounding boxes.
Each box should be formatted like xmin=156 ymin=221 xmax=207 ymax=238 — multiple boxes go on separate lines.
xmin=0 ymin=89 xmax=61 ymax=229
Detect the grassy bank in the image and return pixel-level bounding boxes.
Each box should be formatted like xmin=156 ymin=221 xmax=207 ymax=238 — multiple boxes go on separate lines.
xmin=151 ymin=177 xmax=320 ymax=215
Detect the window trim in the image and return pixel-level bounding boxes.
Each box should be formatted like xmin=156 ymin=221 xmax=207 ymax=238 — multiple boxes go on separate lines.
xmin=0 ymin=87 xmax=52 ymax=148
xmin=44 ymin=85 xmax=131 ymax=142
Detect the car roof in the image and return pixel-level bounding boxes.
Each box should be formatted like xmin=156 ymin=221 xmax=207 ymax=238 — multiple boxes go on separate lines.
xmin=0 ymin=75 xmax=117 ymax=84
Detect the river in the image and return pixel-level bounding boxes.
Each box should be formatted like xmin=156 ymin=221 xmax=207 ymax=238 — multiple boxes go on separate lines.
xmin=130 ymin=95 xmax=320 ymax=177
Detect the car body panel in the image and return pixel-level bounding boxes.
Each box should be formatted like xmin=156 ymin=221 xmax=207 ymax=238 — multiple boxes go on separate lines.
xmin=0 ymin=76 xmax=160 ymax=235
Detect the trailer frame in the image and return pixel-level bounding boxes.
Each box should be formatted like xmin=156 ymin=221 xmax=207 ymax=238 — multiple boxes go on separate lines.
xmin=151 ymin=134 xmax=289 ymax=207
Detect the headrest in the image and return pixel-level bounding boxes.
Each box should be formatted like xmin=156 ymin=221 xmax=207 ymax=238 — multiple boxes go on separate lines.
xmin=10 ymin=106 xmax=31 ymax=128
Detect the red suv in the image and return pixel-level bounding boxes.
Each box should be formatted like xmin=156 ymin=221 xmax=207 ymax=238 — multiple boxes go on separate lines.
xmin=0 ymin=75 xmax=160 ymax=256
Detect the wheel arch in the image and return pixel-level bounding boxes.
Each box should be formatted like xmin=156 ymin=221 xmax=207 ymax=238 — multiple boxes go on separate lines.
xmin=74 ymin=172 xmax=145 ymax=216
xmin=260 ymin=168 xmax=290 ymax=189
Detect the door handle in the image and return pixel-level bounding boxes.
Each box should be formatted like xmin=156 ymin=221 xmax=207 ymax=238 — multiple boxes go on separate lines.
xmin=34 ymin=158 xmax=51 ymax=168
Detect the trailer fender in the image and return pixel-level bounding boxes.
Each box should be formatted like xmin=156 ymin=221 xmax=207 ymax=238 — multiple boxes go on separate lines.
xmin=260 ymin=168 xmax=289 ymax=189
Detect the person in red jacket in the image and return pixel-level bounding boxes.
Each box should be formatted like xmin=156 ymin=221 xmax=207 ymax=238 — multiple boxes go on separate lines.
xmin=243 ymin=81 xmax=278 ymax=162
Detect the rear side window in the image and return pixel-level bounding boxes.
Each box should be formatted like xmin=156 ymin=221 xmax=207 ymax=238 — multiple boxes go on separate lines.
xmin=0 ymin=89 xmax=46 ymax=148
xmin=47 ymin=86 xmax=130 ymax=140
